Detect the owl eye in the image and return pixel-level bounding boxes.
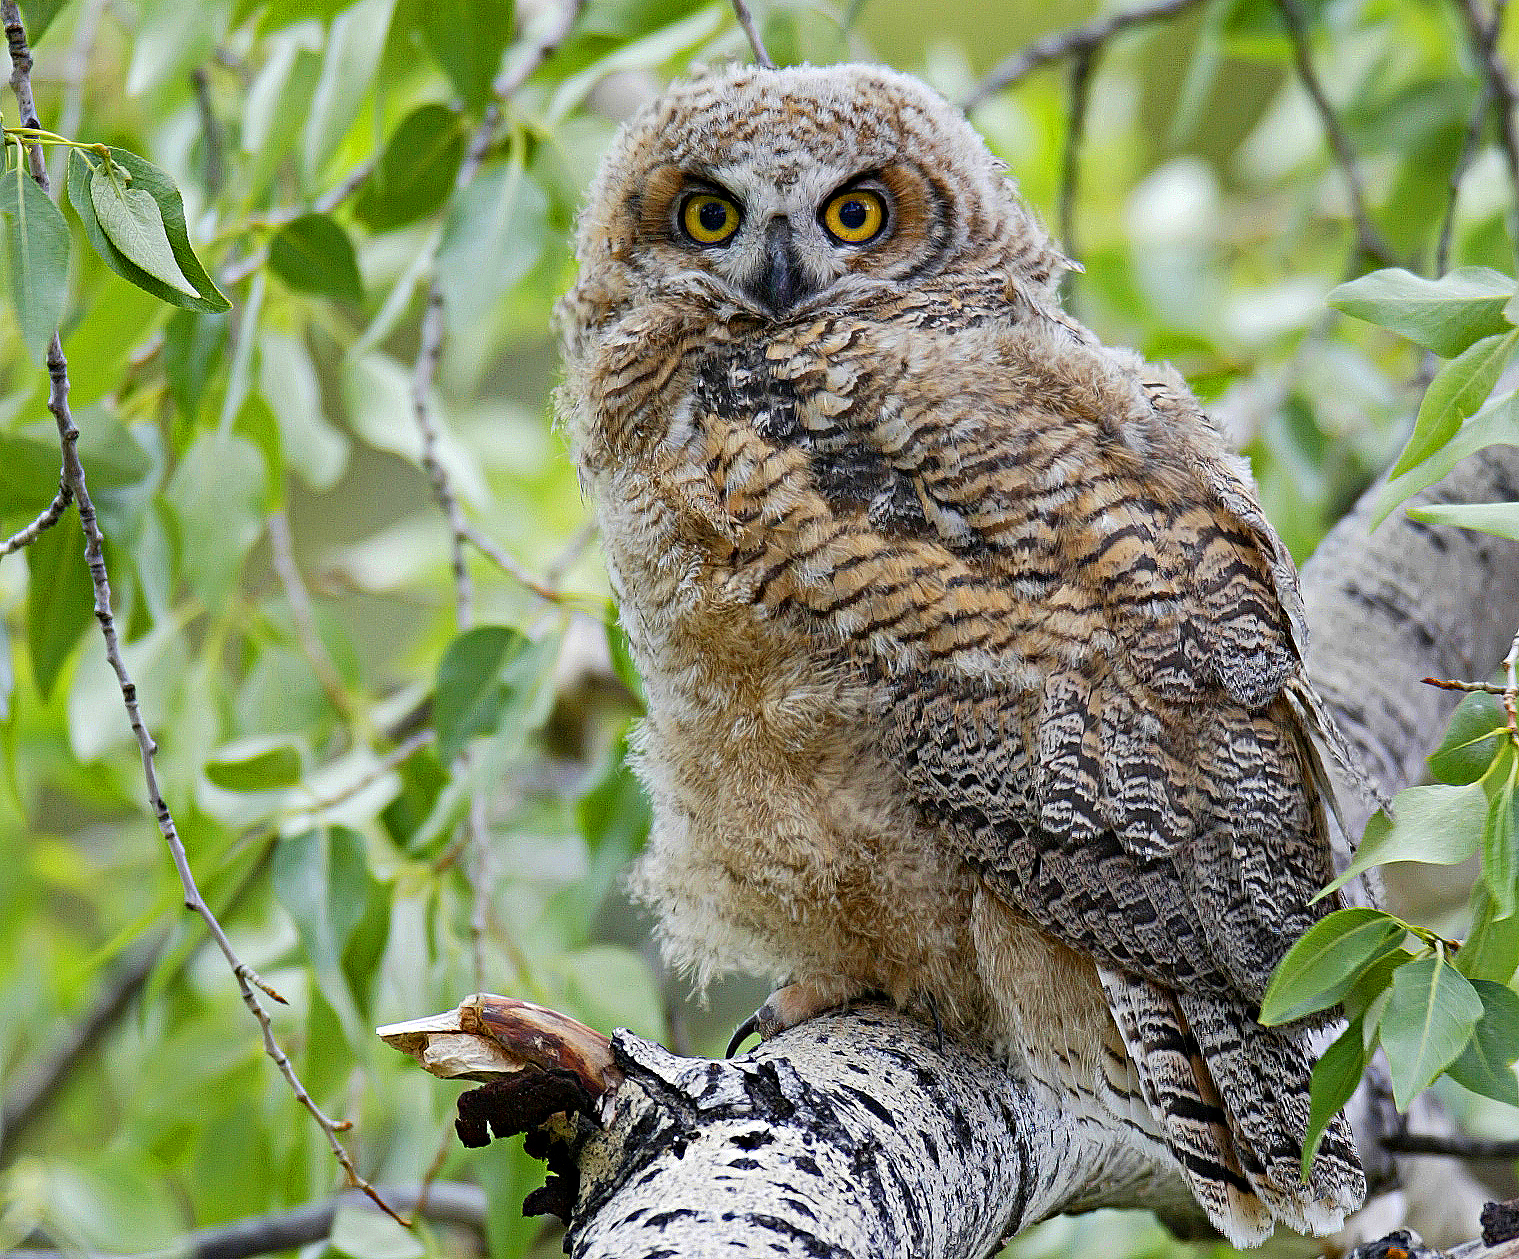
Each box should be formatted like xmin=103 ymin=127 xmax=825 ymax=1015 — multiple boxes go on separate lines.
xmin=680 ymin=192 xmax=741 ymax=245
xmin=820 ymin=189 xmax=887 ymax=245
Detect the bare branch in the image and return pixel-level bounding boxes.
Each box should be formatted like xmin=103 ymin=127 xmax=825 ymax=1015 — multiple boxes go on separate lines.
xmin=964 ymin=0 xmax=1204 ymax=110
xmin=1 ymin=1 xmax=405 ymax=1227
xmin=730 ymin=0 xmax=775 ymax=69
xmin=461 ymin=521 xmax=576 ymax=604
xmin=1272 ymin=0 xmax=1400 ymax=268
xmin=492 ymin=0 xmax=587 ymax=105
xmin=1057 ymin=47 xmax=1097 ymax=268
xmin=0 ymin=482 xmax=72 ymax=557
xmin=1382 ymin=1133 xmax=1519 ymax=1160
xmin=1453 ymin=0 xmax=1519 ymax=270
xmin=266 ymin=509 xmax=355 ymax=721
xmin=280 ymin=729 xmax=436 ymax=820
xmin=1436 ymin=23 xmax=1498 ymax=277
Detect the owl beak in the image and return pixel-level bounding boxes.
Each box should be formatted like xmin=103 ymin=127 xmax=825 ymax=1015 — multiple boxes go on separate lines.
xmin=751 ymin=216 xmax=813 ymax=314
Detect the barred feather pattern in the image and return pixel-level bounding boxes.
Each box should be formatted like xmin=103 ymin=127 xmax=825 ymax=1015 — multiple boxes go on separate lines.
xmin=560 ymin=63 xmax=1367 ymax=1245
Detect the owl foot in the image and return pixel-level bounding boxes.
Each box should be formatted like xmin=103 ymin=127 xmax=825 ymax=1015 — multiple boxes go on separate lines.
xmin=724 ymin=980 xmax=866 ymax=1057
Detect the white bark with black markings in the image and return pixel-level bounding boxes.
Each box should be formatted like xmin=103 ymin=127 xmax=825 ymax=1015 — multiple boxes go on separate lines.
xmin=559 ymin=448 xmax=1519 ymax=1259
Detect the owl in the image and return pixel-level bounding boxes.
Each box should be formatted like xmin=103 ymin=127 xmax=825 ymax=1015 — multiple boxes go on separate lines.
xmin=556 ymin=63 xmax=1366 ymax=1246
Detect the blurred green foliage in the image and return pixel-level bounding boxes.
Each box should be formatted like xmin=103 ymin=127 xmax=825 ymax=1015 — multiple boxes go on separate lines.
xmin=0 ymin=0 xmax=1514 ymax=1256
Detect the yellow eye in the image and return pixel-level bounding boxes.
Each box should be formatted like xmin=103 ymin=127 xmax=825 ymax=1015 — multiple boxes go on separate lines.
xmin=821 ymin=189 xmax=887 ymax=245
xmin=680 ymin=193 xmax=741 ymax=245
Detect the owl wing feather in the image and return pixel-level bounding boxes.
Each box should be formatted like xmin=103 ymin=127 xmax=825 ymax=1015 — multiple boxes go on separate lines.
xmin=677 ymin=314 xmax=1364 ymax=1241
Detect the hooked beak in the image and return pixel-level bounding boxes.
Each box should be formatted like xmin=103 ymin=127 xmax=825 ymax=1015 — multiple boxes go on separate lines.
xmin=748 ymin=217 xmax=814 ymax=314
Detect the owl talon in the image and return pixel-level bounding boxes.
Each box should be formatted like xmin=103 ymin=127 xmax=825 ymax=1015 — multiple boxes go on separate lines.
xmin=725 ymin=1011 xmax=763 ymax=1058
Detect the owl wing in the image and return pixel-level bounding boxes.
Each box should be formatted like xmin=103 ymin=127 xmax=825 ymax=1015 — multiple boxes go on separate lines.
xmin=675 ymin=318 xmax=1363 ymax=1239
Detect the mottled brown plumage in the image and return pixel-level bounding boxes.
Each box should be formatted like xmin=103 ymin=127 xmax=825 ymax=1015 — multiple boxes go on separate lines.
xmin=558 ymin=63 xmax=1366 ymax=1245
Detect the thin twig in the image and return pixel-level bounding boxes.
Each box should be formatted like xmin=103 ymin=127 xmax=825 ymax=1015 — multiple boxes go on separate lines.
xmin=266 ymin=509 xmax=354 ymax=722
xmin=467 ymin=794 xmax=490 ymax=992
xmin=491 ymin=0 xmax=586 ymax=104
xmin=1 ymin=1 xmax=406 ymax=1228
xmin=1503 ymin=626 xmax=1519 ymax=737
xmin=0 ymin=482 xmax=72 ymax=556
xmin=221 ymin=161 xmax=377 ymax=286
xmin=965 ymin=0 xmax=1205 ymax=109
xmin=1453 ymin=0 xmax=1519 ymax=271
xmin=1421 ymin=676 xmax=1509 ymax=696
xmin=412 ymin=288 xmax=473 ymax=627
xmin=730 ymin=0 xmax=775 ymax=68
xmin=1058 ymin=47 xmax=1097 ymax=268
xmin=1382 ymin=1132 xmax=1519 ymax=1159
xmin=1436 ymin=0 xmax=1502 ymax=279
xmin=461 ymin=521 xmax=572 ymax=604
xmin=280 ymin=729 xmax=435 ymax=820
xmin=1272 ymin=0 xmax=1399 ymax=268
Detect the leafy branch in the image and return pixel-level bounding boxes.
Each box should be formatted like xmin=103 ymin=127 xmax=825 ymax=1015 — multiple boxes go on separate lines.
xmin=0 ymin=0 xmax=404 ymax=1228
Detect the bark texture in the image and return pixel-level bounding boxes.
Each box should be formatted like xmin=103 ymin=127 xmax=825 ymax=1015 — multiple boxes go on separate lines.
xmin=545 ymin=448 xmax=1519 ymax=1258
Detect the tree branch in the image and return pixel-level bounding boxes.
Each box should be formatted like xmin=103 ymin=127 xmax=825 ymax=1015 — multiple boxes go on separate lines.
xmin=0 ymin=482 xmax=72 ymax=556
xmin=1272 ymin=0 xmax=1399 ymax=268
xmin=964 ymin=0 xmax=1205 ymax=110
xmin=1452 ymin=0 xmax=1519 ymax=268
xmin=0 ymin=0 xmax=404 ymax=1227
xmin=730 ymin=0 xmax=775 ymax=69
xmin=12 ymin=1183 xmax=488 ymax=1259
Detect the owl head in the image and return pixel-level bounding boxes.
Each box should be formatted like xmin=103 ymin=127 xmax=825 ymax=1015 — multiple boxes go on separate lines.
xmin=568 ymin=63 xmax=1066 ymax=325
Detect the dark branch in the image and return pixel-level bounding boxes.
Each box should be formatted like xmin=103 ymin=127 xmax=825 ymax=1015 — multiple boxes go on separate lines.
xmin=964 ymin=0 xmax=1205 ymax=110
xmin=1452 ymin=0 xmax=1519 ymax=270
xmin=1057 ymin=47 xmax=1097 ymax=268
xmin=1382 ymin=1134 xmax=1519 ymax=1160
xmin=1272 ymin=0 xmax=1399 ymax=268
xmin=13 ymin=1183 xmax=488 ymax=1259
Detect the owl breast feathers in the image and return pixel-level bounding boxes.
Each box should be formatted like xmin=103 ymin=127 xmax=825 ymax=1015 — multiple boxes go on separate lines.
xmin=558 ymin=62 xmax=1367 ymax=1246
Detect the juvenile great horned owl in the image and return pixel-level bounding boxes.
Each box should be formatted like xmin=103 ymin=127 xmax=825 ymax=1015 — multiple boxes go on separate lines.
xmin=558 ymin=63 xmax=1366 ymax=1245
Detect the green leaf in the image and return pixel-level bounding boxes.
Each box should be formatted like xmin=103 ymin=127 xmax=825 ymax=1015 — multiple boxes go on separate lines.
xmin=1460 ymin=882 xmax=1519 ymax=984
xmin=89 ymin=164 xmax=198 ymax=297
xmin=0 ymin=161 xmax=70 ymax=364
xmin=1390 ymin=330 xmax=1519 ymax=477
xmin=1446 ymin=979 xmax=1519 ymax=1106
xmin=1379 ymin=952 xmax=1483 ymax=1108
xmin=162 ymin=310 xmax=229 ymax=420
xmin=257 ymin=331 xmax=349 ymax=490
xmin=302 ymin=0 xmax=396 ymax=177
xmin=1482 ymin=763 xmax=1519 ymax=917
xmin=435 ymin=153 xmax=548 ymax=327
xmin=420 ymin=0 xmax=511 ymax=111
xmin=65 ymin=148 xmax=230 ymax=313
xmin=1260 ymin=907 xmax=1409 ymax=1025
xmin=606 ymin=617 xmax=647 ymax=708
xmin=1329 ymin=266 xmax=1517 ymax=358
xmin=1302 ymin=1019 xmax=1370 ymax=1180
xmin=1374 ymin=388 xmax=1519 ymax=525
xmin=329 ymin=1203 xmax=424 ymax=1259
xmin=1428 ymin=691 xmax=1509 ymax=785
xmin=433 ymin=625 xmax=530 ymax=761
xmin=20 ymin=0 xmax=70 ymax=45
xmin=269 ymin=828 xmax=372 ymax=1049
xmin=205 ymin=737 xmax=304 ymax=791
xmin=165 ymin=431 xmax=267 ymax=608
xmin=353 ymin=103 xmax=465 ymax=232
xmin=267 ymin=213 xmax=364 ymax=303
xmin=1322 ymin=781 xmax=1489 ymax=897
xmin=1341 ymin=947 xmax=1415 ymax=1024
xmin=1408 ymin=500 xmax=1519 ymax=542
xmin=25 ymin=512 xmax=93 ymax=700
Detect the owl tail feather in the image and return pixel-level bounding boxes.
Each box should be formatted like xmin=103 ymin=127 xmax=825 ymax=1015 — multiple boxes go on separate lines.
xmin=1099 ymin=970 xmax=1365 ymax=1247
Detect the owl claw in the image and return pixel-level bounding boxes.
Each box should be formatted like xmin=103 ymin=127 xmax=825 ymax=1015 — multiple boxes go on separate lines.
xmin=725 ymin=1011 xmax=763 ymax=1057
